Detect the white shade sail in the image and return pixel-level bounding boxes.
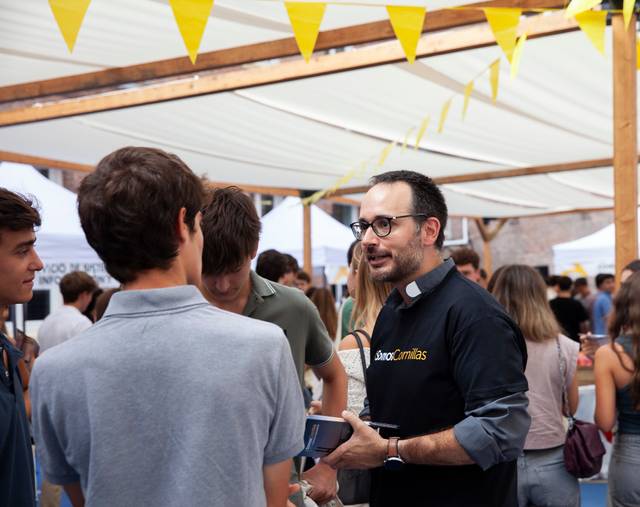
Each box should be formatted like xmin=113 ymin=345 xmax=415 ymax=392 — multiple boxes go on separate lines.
xmin=0 ymin=1 xmax=635 ymax=218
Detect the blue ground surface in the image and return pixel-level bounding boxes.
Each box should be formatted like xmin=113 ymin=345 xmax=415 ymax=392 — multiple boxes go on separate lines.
xmin=581 ymin=482 xmax=608 ymax=507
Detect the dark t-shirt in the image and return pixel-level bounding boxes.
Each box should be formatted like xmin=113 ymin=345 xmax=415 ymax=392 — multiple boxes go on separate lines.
xmin=549 ymin=297 xmax=588 ymax=342
xmin=0 ymin=334 xmax=35 ymax=507
xmin=367 ymin=265 xmax=528 ymax=507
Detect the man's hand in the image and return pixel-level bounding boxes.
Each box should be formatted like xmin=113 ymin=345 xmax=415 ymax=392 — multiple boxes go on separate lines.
xmin=322 ymin=411 xmax=387 ymax=470
xmin=301 ymin=461 xmax=337 ymax=504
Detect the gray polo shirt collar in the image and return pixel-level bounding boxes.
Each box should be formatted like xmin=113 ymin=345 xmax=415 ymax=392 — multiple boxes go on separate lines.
xmin=103 ymin=285 xmax=208 ymax=317
xmin=390 ymin=257 xmax=455 ymax=309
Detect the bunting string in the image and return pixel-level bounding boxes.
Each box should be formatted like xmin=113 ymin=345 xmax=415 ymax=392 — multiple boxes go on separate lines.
xmin=43 ymin=0 xmax=638 ymax=204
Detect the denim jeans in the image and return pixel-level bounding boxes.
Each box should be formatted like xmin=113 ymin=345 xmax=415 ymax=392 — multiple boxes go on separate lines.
xmin=608 ymin=433 xmax=640 ymax=507
xmin=517 ymin=445 xmax=580 ymax=507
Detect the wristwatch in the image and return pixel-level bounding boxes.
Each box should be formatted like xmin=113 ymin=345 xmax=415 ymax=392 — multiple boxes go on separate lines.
xmin=383 ymin=436 xmax=405 ymax=470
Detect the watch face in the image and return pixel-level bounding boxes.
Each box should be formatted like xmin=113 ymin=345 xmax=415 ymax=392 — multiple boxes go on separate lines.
xmin=384 ymin=456 xmax=404 ymax=471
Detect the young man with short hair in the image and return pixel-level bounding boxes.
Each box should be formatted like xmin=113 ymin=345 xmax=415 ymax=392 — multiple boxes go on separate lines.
xmin=31 ymin=147 xmax=304 ymax=507
xmin=257 ymin=249 xmax=290 ymax=284
xmin=38 ymin=271 xmax=97 ymax=354
xmin=450 ymin=247 xmax=481 ymax=283
xmin=592 ymin=273 xmax=615 ymax=335
xmin=0 ymin=188 xmax=43 ymax=507
xmin=200 ymin=186 xmax=347 ymax=505
xmin=549 ymin=276 xmax=589 ymax=342
xmin=324 ymin=171 xmax=530 ymax=506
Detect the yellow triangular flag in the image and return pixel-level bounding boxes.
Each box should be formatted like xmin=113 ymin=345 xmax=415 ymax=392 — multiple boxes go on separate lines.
xmin=378 ymin=142 xmax=396 ymax=166
xmin=414 ymin=116 xmax=430 ymax=149
xmin=169 ymin=0 xmax=215 ymax=64
xmin=48 ymin=0 xmax=92 ymax=53
xmin=575 ymin=11 xmax=607 ymax=55
xmin=483 ymin=8 xmax=522 ymax=63
xmin=386 ymin=6 xmax=427 ymax=64
xmin=565 ymin=0 xmax=602 ymax=18
xmin=438 ymin=99 xmax=452 ymax=134
xmin=285 ymin=2 xmax=327 ymax=62
xmin=462 ymin=81 xmax=474 ymax=119
xmin=489 ymin=59 xmax=500 ymax=103
xmin=624 ymin=0 xmax=635 ymax=29
xmin=510 ymin=33 xmax=528 ymax=79
xmin=402 ymin=128 xmax=415 ymax=151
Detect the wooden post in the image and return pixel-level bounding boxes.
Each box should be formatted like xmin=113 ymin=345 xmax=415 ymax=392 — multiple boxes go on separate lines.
xmin=474 ymin=218 xmax=508 ymax=277
xmin=613 ymin=13 xmax=638 ymax=281
xmin=303 ymin=203 xmax=312 ymax=275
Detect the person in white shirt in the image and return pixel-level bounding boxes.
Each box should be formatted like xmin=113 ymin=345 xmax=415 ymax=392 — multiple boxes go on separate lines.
xmin=37 ymin=271 xmax=97 ymax=354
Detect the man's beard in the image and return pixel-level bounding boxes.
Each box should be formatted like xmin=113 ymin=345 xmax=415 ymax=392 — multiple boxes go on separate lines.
xmin=369 ymin=235 xmax=423 ymax=284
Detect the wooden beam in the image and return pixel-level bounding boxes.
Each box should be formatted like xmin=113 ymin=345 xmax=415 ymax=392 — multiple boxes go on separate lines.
xmin=330 ymin=157 xmax=623 ymax=196
xmin=207 ymin=181 xmax=301 ymax=197
xmin=0 ymin=150 xmax=93 ymax=173
xmin=0 ymin=0 xmax=567 ymax=104
xmin=303 ymin=203 xmax=312 ymax=274
xmin=0 ymin=11 xmax=578 ymax=127
xmin=613 ymin=13 xmax=638 ymax=281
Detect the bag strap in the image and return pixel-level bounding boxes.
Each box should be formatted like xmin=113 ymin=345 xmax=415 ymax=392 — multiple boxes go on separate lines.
xmin=555 ymin=336 xmax=573 ymax=422
xmin=351 ymin=329 xmax=370 ymax=385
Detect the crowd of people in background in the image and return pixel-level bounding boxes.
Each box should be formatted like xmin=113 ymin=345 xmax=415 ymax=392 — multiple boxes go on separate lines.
xmin=0 ymin=146 xmax=639 ymax=507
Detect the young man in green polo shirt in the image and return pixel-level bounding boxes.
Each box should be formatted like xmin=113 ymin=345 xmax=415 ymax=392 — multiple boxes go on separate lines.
xmin=199 ymin=186 xmax=347 ymax=505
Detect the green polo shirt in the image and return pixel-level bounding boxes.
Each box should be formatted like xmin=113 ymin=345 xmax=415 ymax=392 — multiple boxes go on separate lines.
xmin=243 ymin=271 xmax=334 ymax=388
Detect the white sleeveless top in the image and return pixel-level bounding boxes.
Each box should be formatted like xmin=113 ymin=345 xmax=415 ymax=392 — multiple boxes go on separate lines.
xmin=337 ymin=348 xmax=370 ymax=415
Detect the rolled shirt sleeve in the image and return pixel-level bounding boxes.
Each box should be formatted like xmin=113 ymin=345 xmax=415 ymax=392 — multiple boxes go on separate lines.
xmin=449 ymin=313 xmax=531 ymax=470
xmin=453 ymin=392 xmax=531 ymax=471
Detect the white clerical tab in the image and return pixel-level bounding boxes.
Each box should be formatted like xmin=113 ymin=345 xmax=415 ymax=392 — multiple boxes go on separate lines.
xmin=405 ymin=281 xmax=421 ymax=298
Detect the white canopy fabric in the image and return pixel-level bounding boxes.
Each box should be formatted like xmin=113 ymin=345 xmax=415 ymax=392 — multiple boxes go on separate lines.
xmin=0 ymin=162 xmax=115 ymax=289
xmin=259 ymin=196 xmax=354 ymax=267
xmin=552 ymin=219 xmax=640 ymax=278
xmin=0 ymin=1 xmax=635 ymax=218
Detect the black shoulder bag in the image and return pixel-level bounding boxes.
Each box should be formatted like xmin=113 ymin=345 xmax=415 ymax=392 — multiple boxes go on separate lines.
xmin=337 ymin=329 xmax=372 ymax=505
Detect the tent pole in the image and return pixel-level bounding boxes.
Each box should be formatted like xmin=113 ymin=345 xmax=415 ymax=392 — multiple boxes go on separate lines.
xmin=612 ymin=13 xmax=638 ymax=282
xmin=303 ymin=203 xmax=312 ymax=276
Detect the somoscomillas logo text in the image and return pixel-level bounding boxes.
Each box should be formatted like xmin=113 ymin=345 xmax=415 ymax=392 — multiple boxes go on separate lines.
xmin=375 ymin=348 xmax=428 ymax=361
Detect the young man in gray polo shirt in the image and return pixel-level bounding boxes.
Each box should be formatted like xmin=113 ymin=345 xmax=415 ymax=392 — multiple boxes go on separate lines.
xmin=199 ymin=187 xmax=347 ymax=505
xmin=31 ymin=147 xmax=304 ymax=506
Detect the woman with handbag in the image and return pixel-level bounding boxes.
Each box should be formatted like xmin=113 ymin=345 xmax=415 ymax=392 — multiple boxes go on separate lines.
xmin=594 ymin=271 xmax=640 ymax=507
xmin=490 ymin=265 xmax=580 ymax=507
xmin=336 ymin=242 xmax=392 ymax=506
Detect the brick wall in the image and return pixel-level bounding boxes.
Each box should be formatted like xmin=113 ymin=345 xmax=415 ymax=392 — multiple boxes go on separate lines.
xmin=466 ymin=210 xmax=614 ymax=275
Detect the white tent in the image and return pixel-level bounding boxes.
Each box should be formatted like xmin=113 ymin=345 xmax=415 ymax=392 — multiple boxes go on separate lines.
xmin=0 ymin=162 xmax=115 ymax=289
xmin=552 ymin=219 xmax=640 ymax=277
xmin=259 ymin=196 xmax=354 ymax=268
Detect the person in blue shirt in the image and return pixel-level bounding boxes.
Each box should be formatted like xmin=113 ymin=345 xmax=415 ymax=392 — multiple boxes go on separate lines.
xmin=592 ymin=273 xmax=615 ymax=335
xmin=0 ymin=188 xmax=44 ymax=507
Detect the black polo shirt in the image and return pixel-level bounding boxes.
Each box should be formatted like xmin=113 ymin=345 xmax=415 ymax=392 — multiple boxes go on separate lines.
xmin=367 ymin=260 xmax=528 ymax=507
xmin=0 ymin=334 xmax=35 ymax=507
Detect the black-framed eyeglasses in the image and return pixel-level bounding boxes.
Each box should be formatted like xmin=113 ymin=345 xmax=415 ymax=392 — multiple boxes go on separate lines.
xmin=350 ymin=214 xmax=428 ymax=240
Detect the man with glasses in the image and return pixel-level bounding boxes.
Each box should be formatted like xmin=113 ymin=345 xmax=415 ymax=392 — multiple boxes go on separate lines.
xmin=324 ymin=170 xmax=530 ymax=506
